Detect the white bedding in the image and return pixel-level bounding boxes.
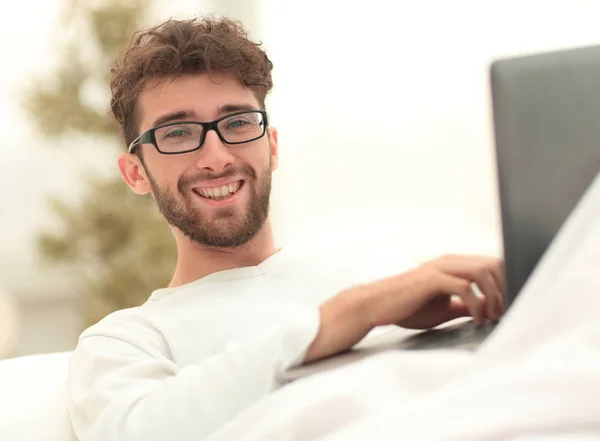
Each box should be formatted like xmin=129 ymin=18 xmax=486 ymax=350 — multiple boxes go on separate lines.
xmin=206 ymin=172 xmax=600 ymax=441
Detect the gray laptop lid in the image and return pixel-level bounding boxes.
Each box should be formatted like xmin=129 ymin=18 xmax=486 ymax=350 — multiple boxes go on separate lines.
xmin=491 ymin=45 xmax=600 ymax=305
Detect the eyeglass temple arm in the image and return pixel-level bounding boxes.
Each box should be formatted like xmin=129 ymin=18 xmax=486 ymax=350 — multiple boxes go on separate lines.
xmin=128 ymin=136 xmax=143 ymax=153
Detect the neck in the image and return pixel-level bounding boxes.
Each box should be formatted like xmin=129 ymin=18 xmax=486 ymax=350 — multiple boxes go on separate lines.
xmin=168 ymin=218 xmax=278 ymax=287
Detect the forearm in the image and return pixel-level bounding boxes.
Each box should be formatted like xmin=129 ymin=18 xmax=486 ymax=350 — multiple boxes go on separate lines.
xmin=303 ymin=285 xmax=374 ymax=364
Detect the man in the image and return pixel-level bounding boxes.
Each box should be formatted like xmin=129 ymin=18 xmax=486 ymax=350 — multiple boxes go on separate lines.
xmin=67 ymin=16 xmax=504 ymax=441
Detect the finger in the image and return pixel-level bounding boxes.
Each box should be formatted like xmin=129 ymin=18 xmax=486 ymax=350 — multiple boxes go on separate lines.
xmin=471 ymin=271 xmax=503 ymax=321
xmin=479 ymin=258 xmax=506 ymax=316
xmin=470 ymin=256 xmax=506 ymax=299
xmin=437 ymin=274 xmax=485 ymax=325
xmin=436 ymin=255 xmax=505 ymax=318
xmin=465 ymin=255 xmax=507 ymax=302
xmin=489 ymin=260 xmax=507 ymax=313
xmin=446 ymin=296 xmax=471 ymax=321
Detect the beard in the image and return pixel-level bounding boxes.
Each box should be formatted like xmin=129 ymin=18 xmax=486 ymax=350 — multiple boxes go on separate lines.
xmin=146 ymin=162 xmax=271 ymax=248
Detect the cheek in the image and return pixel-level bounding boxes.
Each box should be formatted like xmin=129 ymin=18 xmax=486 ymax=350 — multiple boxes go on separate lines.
xmin=236 ymin=148 xmax=269 ymax=175
xmin=145 ymin=154 xmax=187 ymax=189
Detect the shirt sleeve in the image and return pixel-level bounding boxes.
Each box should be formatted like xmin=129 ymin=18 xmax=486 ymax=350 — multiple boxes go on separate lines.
xmin=67 ymin=307 xmax=320 ymax=441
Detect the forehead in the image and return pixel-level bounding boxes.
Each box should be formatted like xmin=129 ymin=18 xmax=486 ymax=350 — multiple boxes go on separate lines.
xmin=137 ymin=73 xmax=260 ymax=130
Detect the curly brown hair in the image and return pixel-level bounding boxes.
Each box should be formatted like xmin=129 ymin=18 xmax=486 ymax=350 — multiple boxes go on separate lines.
xmin=109 ymin=16 xmax=274 ymax=148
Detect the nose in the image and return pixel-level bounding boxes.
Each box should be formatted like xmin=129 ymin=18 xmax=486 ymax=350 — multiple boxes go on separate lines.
xmin=194 ymin=129 xmax=234 ymax=173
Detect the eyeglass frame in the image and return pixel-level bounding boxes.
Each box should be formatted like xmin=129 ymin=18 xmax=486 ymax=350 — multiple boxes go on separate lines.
xmin=127 ymin=109 xmax=269 ymax=155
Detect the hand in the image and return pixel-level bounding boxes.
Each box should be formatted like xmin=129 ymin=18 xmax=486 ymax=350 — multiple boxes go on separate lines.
xmin=364 ymin=254 xmax=505 ymax=329
xmin=303 ymin=254 xmax=505 ymax=364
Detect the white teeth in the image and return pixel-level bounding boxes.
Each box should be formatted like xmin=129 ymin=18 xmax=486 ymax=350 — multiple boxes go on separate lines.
xmin=197 ymin=181 xmax=241 ymax=199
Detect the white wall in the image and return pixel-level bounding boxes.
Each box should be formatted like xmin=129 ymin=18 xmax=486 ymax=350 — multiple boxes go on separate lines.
xmin=260 ymin=0 xmax=600 ymax=265
xmin=3 ymin=0 xmax=600 ymax=292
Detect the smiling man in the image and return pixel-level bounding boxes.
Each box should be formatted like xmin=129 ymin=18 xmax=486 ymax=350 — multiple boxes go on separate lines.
xmin=67 ymin=17 xmax=505 ymax=441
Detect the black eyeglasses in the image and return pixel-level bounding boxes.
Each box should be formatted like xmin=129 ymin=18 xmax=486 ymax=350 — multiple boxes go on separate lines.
xmin=128 ymin=110 xmax=269 ymax=154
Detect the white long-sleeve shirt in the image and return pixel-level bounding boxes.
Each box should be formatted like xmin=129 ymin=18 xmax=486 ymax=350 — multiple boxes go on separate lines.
xmin=67 ymin=250 xmax=376 ymax=441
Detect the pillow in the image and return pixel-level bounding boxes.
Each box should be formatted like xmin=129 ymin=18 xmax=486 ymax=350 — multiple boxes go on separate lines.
xmin=0 ymin=352 xmax=77 ymax=441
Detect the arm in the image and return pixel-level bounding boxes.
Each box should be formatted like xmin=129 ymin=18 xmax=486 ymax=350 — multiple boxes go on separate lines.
xmin=67 ymin=310 xmax=319 ymax=441
xmin=304 ymin=254 xmax=505 ymax=363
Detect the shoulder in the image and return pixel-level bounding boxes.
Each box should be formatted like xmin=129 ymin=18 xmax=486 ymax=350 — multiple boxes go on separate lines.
xmin=76 ymin=304 xmax=171 ymax=358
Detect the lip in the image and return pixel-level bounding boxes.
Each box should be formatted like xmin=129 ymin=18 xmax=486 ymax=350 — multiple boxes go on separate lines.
xmin=192 ymin=180 xmax=244 ymax=207
xmin=192 ymin=178 xmax=244 ymax=191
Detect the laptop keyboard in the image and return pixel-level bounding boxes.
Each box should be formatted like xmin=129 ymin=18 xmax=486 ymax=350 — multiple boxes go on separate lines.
xmin=401 ymin=320 xmax=498 ymax=351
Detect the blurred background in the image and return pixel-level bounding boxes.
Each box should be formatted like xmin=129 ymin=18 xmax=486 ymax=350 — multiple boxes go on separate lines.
xmin=1 ymin=0 xmax=599 ymax=359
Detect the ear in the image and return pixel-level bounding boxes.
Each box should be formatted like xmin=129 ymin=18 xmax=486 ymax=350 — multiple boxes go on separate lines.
xmin=117 ymin=153 xmax=152 ymax=195
xmin=268 ymin=127 xmax=279 ymax=171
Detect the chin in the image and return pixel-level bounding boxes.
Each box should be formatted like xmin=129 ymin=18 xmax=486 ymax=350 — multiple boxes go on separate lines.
xmin=187 ymin=218 xmax=259 ymax=248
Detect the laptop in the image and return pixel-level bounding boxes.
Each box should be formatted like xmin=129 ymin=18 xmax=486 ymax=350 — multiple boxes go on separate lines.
xmin=281 ymin=44 xmax=600 ymax=382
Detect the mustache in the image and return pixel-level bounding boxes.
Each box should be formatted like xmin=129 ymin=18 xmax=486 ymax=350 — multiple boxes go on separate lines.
xmin=178 ymin=165 xmax=257 ymax=193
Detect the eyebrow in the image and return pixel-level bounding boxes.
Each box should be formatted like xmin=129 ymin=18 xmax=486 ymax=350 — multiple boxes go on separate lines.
xmin=151 ymin=110 xmax=196 ymax=128
xmin=217 ymin=103 xmax=259 ymax=114
xmin=150 ymin=104 xmax=260 ymax=128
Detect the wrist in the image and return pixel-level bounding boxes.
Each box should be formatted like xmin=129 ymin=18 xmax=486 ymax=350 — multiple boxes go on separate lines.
xmin=303 ymin=285 xmax=374 ymax=364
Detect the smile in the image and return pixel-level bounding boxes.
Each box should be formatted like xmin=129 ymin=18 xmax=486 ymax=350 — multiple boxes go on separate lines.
xmin=193 ymin=180 xmax=243 ymax=201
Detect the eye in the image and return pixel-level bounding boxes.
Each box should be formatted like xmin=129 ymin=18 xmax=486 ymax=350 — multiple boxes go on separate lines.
xmin=164 ymin=128 xmax=190 ymax=138
xmin=226 ymin=118 xmax=251 ymax=129
xmin=156 ymin=124 xmax=201 ymax=144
